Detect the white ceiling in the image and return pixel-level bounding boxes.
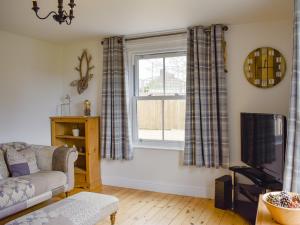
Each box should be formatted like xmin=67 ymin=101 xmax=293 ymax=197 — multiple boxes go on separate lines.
xmin=0 ymin=0 xmax=293 ymax=43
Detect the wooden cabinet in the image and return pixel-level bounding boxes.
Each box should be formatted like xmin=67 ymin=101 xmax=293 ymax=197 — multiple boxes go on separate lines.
xmin=50 ymin=116 xmax=101 ymax=190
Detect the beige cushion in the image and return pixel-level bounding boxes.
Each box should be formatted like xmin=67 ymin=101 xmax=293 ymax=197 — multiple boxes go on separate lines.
xmin=19 ymin=148 xmax=40 ymax=174
xmin=0 ymin=142 xmax=39 ymax=177
xmin=6 ymin=149 xmax=30 ymax=177
xmin=30 ymin=145 xmax=56 ymax=171
xmin=0 ymin=142 xmax=28 ymax=152
xmin=20 ymin=171 xmax=67 ymax=196
xmin=0 ymin=150 xmax=9 ymax=179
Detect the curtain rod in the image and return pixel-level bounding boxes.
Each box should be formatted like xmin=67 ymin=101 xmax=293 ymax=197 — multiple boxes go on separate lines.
xmin=101 ymin=25 xmax=228 ymax=45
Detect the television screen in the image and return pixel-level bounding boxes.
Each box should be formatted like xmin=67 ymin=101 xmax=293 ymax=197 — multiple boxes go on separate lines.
xmin=241 ymin=113 xmax=286 ymax=182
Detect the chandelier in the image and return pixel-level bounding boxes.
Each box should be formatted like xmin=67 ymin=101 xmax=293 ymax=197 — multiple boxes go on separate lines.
xmin=32 ymin=0 xmax=76 ymax=25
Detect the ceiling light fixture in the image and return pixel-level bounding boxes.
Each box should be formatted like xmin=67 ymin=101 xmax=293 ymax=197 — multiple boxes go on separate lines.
xmin=32 ymin=0 xmax=76 ymax=25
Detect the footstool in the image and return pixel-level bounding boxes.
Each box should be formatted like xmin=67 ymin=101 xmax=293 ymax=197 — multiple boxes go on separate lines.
xmin=6 ymin=192 xmax=119 ymax=225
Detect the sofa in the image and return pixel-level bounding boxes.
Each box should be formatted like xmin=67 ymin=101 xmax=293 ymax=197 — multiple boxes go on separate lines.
xmin=0 ymin=142 xmax=78 ymax=219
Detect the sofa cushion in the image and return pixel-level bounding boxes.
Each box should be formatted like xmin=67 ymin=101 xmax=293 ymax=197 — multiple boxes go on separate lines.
xmin=0 ymin=177 xmax=35 ymax=210
xmin=0 ymin=142 xmax=28 ymax=152
xmin=4 ymin=148 xmax=40 ymax=177
xmin=20 ymin=171 xmax=67 ymax=196
xmin=6 ymin=149 xmax=30 ymax=177
xmin=0 ymin=150 xmax=9 ymax=179
xmin=19 ymin=148 xmax=40 ymax=174
xmin=30 ymin=145 xmax=56 ymax=171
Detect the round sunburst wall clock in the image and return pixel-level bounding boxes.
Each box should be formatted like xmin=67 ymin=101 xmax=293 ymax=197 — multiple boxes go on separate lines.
xmin=243 ymin=47 xmax=286 ymax=88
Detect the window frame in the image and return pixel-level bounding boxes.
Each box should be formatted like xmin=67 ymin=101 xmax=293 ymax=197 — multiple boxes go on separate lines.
xmin=131 ymin=51 xmax=187 ymax=149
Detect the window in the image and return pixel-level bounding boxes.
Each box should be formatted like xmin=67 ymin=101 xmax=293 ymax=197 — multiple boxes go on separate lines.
xmin=132 ymin=52 xmax=187 ymax=148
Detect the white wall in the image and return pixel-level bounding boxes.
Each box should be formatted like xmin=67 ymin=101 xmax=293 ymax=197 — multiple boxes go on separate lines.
xmin=100 ymin=20 xmax=293 ymax=198
xmin=0 ymin=30 xmax=63 ymax=145
xmin=0 ymin=18 xmax=293 ymax=198
xmin=59 ymin=36 xmax=228 ymax=198
xmin=61 ymin=39 xmax=102 ymax=116
xmin=227 ymin=20 xmax=293 ymax=165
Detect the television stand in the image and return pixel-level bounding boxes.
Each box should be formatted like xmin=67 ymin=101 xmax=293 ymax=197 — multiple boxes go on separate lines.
xmin=229 ymin=166 xmax=282 ymax=224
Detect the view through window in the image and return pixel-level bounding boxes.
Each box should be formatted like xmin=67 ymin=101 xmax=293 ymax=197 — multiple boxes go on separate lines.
xmin=134 ymin=53 xmax=186 ymax=143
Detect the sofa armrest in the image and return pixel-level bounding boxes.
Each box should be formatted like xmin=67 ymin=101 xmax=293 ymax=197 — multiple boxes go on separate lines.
xmin=52 ymin=146 xmax=78 ymax=192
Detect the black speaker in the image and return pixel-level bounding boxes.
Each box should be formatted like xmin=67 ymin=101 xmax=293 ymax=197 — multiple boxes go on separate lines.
xmin=215 ymin=175 xmax=232 ymax=209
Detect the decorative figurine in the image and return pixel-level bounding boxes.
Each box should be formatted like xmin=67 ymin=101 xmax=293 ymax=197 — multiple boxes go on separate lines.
xmin=84 ymin=100 xmax=91 ymax=116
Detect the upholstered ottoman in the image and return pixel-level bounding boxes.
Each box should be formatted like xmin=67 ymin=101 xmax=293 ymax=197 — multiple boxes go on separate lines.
xmin=6 ymin=192 xmax=119 ymax=225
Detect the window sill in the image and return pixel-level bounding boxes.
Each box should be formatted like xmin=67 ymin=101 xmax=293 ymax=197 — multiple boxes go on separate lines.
xmin=132 ymin=144 xmax=184 ymax=151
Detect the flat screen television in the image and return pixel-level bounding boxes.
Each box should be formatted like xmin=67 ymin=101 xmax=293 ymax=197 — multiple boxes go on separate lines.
xmin=241 ymin=113 xmax=286 ymax=183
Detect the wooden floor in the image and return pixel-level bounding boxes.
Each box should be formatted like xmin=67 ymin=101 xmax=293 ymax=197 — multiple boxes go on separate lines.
xmin=1 ymin=186 xmax=249 ymax=225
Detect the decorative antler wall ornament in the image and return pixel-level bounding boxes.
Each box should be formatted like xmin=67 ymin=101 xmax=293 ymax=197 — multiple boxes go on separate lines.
xmin=70 ymin=50 xmax=94 ymax=94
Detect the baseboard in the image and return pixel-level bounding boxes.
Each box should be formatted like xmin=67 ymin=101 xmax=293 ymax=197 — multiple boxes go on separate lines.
xmin=102 ymin=176 xmax=213 ymax=198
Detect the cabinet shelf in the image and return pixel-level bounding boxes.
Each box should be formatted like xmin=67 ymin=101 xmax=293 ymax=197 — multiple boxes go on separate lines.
xmin=78 ymin=152 xmax=86 ymax=156
xmin=75 ymin=167 xmax=86 ymax=175
xmin=55 ymin=135 xmax=85 ymax=140
xmin=51 ymin=116 xmax=101 ymax=190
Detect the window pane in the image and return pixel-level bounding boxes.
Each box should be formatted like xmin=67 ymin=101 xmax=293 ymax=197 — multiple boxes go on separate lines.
xmin=138 ymin=58 xmax=163 ymax=96
xmin=165 ymin=56 xmax=186 ymax=95
xmin=164 ymin=100 xmax=185 ymax=141
xmin=137 ymin=100 xmax=162 ymax=140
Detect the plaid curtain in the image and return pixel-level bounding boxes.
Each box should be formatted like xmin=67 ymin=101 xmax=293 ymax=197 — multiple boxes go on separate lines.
xmin=101 ymin=37 xmax=133 ymax=160
xmin=284 ymin=0 xmax=300 ymax=192
xmin=184 ymin=25 xmax=229 ymax=168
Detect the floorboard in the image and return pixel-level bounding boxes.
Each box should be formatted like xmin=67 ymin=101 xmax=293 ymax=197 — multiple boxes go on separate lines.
xmin=1 ymin=185 xmax=249 ymax=225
